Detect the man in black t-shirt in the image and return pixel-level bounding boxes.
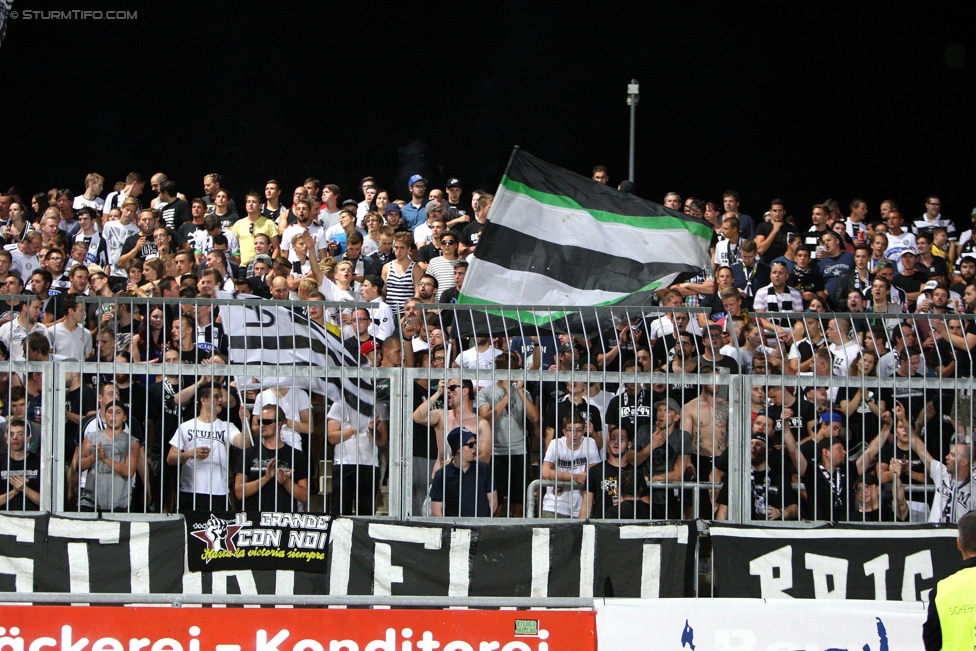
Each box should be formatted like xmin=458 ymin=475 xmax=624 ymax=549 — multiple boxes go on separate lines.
xmin=0 ymin=420 xmax=41 ymax=511
xmin=235 ymin=405 xmax=308 ymax=511
xmin=584 ymin=425 xmax=646 ymax=518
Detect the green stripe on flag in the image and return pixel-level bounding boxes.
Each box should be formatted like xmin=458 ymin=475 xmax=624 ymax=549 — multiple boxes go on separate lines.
xmin=499 ymin=176 xmax=715 ymax=240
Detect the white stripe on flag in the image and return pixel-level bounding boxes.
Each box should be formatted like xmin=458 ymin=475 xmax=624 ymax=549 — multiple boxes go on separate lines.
xmin=461 ymin=259 xmax=680 ymax=306
xmin=492 ymin=187 xmax=709 ymax=266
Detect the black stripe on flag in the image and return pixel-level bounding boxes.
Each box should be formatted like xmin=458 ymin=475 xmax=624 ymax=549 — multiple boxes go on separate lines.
xmin=506 ymin=149 xmax=706 ymax=224
xmin=476 ymin=222 xmax=700 ymax=293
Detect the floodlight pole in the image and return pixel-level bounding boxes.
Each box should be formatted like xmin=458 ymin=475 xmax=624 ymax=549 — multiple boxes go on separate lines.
xmin=626 ymin=79 xmax=640 ymax=183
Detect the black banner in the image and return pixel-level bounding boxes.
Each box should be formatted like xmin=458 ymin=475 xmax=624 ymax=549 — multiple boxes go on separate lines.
xmin=340 ymin=519 xmax=695 ymax=597
xmin=0 ymin=515 xmax=694 ymax=597
xmin=710 ymin=523 xmax=961 ymax=600
xmin=184 ymin=511 xmax=332 ymax=573
xmin=0 ymin=513 xmax=183 ymax=593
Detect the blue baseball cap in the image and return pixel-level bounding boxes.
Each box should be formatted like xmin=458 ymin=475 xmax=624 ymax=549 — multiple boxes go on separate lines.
xmin=408 ymin=174 xmax=428 ymax=188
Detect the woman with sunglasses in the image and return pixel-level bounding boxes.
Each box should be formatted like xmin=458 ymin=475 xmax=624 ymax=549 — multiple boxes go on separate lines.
xmin=425 ymin=229 xmax=463 ymax=302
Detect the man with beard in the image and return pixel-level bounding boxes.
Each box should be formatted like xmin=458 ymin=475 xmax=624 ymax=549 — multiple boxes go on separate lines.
xmin=414 ymin=378 xmax=492 ymax=479
xmin=795 ymin=436 xmax=849 ymax=521
xmin=635 ymin=399 xmax=693 ymax=518
xmin=714 ymin=413 xmax=799 ymax=520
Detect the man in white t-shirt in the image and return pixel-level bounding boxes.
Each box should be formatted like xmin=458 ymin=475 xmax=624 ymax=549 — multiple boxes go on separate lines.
xmin=825 ymin=316 xmax=862 ymax=377
xmin=5 ymin=232 xmax=42 ymax=286
xmin=907 ymin=430 xmax=972 ymax=523
xmin=455 ymin=335 xmax=502 ymax=387
xmin=45 ymin=295 xmax=92 ymax=361
xmin=250 ymin=385 xmax=312 ymax=452
xmin=541 ymin=415 xmax=601 ymax=517
xmin=72 ymin=173 xmax=106 ymax=213
xmin=167 ymin=384 xmax=247 ymax=513
xmin=326 ymin=397 xmax=389 ymax=515
xmin=280 ymin=199 xmax=322 ymax=261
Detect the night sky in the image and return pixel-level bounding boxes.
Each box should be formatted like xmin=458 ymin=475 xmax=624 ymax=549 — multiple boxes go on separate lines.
xmin=1 ymin=2 xmax=974 ymax=230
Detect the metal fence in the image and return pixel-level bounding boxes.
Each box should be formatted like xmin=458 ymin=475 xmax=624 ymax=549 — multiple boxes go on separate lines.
xmin=0 ymin=295 xmax=972 ymax=525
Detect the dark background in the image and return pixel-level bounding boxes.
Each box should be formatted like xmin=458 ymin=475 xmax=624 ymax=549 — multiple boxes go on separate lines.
xmin=1 ymin=2 xmax=973 ymax=229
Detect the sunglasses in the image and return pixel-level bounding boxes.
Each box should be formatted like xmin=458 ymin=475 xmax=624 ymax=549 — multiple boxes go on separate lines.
xmin=463 ymin=441 xmax=477 ymax=449
xmin=447 ymin=385 xmax=460 ymax=392
xmin=441 ymin=240 xmax=457 ymax=245
xmin=260 ymin=418 xmax=277 ymax=426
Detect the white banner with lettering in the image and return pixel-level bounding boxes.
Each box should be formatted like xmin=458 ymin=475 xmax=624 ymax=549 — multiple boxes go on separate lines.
xmin=595 ymin=598 xmax=926 ymax=650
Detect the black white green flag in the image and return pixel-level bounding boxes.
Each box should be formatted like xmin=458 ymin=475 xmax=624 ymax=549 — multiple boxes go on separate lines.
xmin=458 ymin=148 xmax=713 ymax=324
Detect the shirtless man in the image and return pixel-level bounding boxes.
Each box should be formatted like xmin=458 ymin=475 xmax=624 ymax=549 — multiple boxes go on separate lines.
xmin=682 ymin=383 xmax=729 ymax=465
xmin=413 ymin=378 xmax=492 ymax=475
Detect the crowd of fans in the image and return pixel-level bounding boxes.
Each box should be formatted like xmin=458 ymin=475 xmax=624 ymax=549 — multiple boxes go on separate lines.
xmin=0 ymin=168 xmax=971 ymax=525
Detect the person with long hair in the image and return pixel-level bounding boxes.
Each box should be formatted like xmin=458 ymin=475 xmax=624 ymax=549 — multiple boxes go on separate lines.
xmin=836 ymin=350 xmax=884 ymax=451
xmin=132 ymin=305 xmax=166 ymax=363
xmin=2 ymin=201 xmax=32 ymax=244
xmin=382 ymin=231 xmax=423 ymax=314
xmin=361 ymin=211 xmax=385 ymax=256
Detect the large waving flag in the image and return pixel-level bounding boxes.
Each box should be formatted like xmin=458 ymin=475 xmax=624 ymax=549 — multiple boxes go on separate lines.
xmin=218 ymin=293 xmax=374 ymax=416
xmin=458 ymin=148 xmax=713 ymax=324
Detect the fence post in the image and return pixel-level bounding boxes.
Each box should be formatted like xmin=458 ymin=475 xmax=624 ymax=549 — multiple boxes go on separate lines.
xmin=389 ymin=368 xmax=407 ymax=520
xmin=726 ymin=374 xmax=750 ymax=524
xmin=43 ymin=362 xmax=61 ymax=512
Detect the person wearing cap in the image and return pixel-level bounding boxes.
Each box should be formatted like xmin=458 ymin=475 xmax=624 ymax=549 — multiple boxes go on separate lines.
xmin=400 ymin=174 xmax=428 ymax=232
xmin=246 ymin=254 xmax=274 ymax=299
xmin=714 ymin=413 xmax=799 ymax=521
xmin=893 ymin=246 xmax=925 ymax=303
xmin=794 ymin=435 xmax=848 ymax=521
xmin=848 ymin=469 xmax=908 ymax=522
xmin=883 ymin=210 xmax=917 ymax=260
xmin=443 ymin=177 xmax=469 ymax=229
xmin=637 ymin=399 xmax=693 ymax=518
xmin=428 ymin=426 xmax=496 ymax=517
xmin=383 ymin=202 xmax=409 ymax=234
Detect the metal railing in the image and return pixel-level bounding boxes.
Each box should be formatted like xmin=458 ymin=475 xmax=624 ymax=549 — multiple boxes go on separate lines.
xmin=0 ymin=296 xmax=971 ymax=526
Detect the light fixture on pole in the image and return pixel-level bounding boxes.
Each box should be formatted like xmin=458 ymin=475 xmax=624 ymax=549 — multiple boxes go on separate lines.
xmin=626 ymin=79 xmax=639 ymax=184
